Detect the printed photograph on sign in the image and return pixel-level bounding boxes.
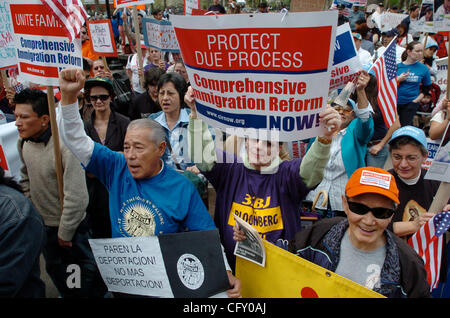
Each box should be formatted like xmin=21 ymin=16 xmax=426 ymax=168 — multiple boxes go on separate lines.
xmin=434 ymin=0 xmax=450 ymax=31
xmin=87 ymin=19 xmax=117 ymax=57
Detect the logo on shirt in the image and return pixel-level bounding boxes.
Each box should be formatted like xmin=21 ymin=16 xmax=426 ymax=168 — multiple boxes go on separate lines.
xmin=227 ymin=194 xmax=283 ymax=238
xmin=121 ymin=198 xmax=157 ymax=237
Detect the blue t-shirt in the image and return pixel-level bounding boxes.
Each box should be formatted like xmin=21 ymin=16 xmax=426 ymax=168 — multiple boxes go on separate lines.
xmin=397 ymin=61 xmax=432 ymax=105
xmin=86 ymin=142 xmax=215 ymax=238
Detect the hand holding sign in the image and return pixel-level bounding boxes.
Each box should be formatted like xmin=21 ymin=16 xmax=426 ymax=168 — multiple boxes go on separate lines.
xmin=318 ymin=106 xmax=341 ymax=139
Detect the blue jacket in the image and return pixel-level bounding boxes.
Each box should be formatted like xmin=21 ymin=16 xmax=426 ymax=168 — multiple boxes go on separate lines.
xmin=288 ymin=217 xmax=431 ymax=298
xmin=308 ymin=115 xmax=374 ymax=178
xmin=0 ymin=184 xmax=46 ymax=297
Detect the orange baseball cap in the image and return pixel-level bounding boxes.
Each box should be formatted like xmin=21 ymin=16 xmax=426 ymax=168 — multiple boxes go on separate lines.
xmin=345 ymin=167 xmax=399 ymax=204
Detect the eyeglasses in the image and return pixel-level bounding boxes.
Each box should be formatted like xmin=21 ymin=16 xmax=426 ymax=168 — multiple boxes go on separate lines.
xmin=391 ymin=154 xmax=420 ymax=163
xmin=347 ymin=201 xmax=395 ymax=219
xmin=93 ymin=66 xmax=105 ymax=71
xmin=333 ymin=105 xmax=354 ymax=114
xmin=86 ymin=94 xmax=110 ymax=102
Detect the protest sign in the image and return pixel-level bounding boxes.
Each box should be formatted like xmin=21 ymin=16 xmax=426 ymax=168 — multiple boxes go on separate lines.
xmin=434 ymin=0 xmax=450 ymax=31
xmin=184 ymin=0 xmax=199 ymax=15
xmin=0 ymin=0 xmax=17 ymax=69
xmin=419 ymin=0 xmax=435 ymax=33
xmin=0 ymin=121 xmax=20 ymax=181
xmin=426 ymin=122 xmax=450 ymax=182
xmin=142 ymin=18 xmax=180 ymax=53
xmin=89 ymin=229 xmax=230 ymax=298
xmin=330 ymin=23 xmax=362 ymax=91
xmin=422 ymin=137 xmax=442 ymax=170
xmin=115 ymin=0 xmax=153 ymax=9
xmin=171 ymin=11 xmax=337 ymax=142
xmin=87 ymin=19 xmax=117 ymax=57
xmin=235 ymin=239 xmax=385 ymax=298
xmin=436 ymin=56 xmax=448 ymax=98
xmin=290 ymin=0 xmax=325 ymax=12
xmin=382 ymin=12 xmax=408 ymax=31
xmin=9 ymin=0 xmax=82 ymax=86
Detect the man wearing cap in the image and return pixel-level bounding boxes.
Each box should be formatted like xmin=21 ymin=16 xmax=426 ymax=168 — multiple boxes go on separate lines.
xmin=285 ymin=166 xmax=431 ymax=297
xmin=373 ymin=29 xmax=405 ymax=64
xmin=56 ymin=68 xmax=242 ymax=298
xmin=352 ymin=32 xmax=373 ymax=68
xmin=337 ymin=4 xmax=350 ymax=26
xmin=305 ymin=71 xmax=374 ymax=216
xmin=348 ymin=4 xmax=365 ymax=31
xmin=387 ymin=125 xmax=449 ymax=289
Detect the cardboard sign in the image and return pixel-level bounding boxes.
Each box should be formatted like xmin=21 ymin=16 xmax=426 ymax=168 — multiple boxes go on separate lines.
xmin=436 ymin=56 xmax=448 ymax=98
xmin=171 ymin=12 xmax=337 ymax=142
xmin=9 ymin=0 xmax=82 ymax=86
xmin=290 ymin=0 xmax=325 ymax=12
xmin=236 ymin=240 xmax=384 ymax=298
xmin=184 ymin=0 xmax=200 ymax=15
xmin=143 ymin=18 xmax=180 ymax=53
xmin=422 ymin=137 xmax=442 ymax=170
xmin=330 ymin=23 xmax=362 ymax=91
xmin=0 ymin=0 xmax=17 ymax=69
xmin=87 ymin=19 xmax=117 ymax=57
xmin=89 ymin=229 xmax=230 ymax=298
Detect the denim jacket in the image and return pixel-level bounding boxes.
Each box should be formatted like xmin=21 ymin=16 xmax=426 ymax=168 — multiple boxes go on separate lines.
xmin=0 ymin=184 xmax=46 ymax=297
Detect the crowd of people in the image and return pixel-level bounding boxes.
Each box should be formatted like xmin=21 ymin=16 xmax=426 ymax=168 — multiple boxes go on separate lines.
xmin=0 ymin=1 xmax=450 ymax=299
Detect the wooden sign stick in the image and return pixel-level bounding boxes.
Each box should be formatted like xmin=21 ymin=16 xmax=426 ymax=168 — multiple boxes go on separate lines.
xmin=46 ymin=86 xmax=64 ymax=213
xmin=132 ymin=6 xmax=144 ymax=89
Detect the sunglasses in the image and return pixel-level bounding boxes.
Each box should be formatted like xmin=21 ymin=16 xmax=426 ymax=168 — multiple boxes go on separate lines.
xmin=347 ymin=201 xmax=395 ymax=219
xmin=87 ymin=94 xmax=110 ymax=102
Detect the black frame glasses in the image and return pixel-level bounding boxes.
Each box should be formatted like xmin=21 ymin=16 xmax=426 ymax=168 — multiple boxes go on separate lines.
xmin=347 ymin=201 xmax=395 ymax=219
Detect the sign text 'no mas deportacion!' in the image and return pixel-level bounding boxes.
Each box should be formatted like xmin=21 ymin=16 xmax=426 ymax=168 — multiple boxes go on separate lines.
xmin=171 ymin=11 xmax=337 ymax=141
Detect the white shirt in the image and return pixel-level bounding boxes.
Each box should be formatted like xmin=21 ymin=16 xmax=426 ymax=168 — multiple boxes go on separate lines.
xmin=357 ymin=47 xmax=373 ymax=68
xmin=374 ymin=45 xmax=405 ymax=64
xmin=126 ymin=53 xmax=148 ymax=94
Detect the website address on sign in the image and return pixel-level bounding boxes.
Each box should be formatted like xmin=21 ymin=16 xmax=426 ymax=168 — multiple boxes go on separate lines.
xmin=206 ymin=110 xmax=245 ymax=125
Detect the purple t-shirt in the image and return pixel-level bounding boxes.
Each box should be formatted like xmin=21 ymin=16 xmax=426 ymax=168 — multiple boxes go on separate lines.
xmin=203 ymin=149 xmax=309 ymax=270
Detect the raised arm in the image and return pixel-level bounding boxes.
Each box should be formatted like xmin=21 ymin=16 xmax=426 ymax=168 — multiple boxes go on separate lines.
xmin=57 ymin=68 xmax=94 ymax=167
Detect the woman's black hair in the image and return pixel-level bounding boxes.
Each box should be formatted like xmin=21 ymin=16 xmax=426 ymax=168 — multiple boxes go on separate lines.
xmin=157 ymin=72 xmax=188 ymax=108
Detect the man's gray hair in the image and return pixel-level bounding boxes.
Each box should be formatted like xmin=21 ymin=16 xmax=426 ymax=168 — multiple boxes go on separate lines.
xmin=127 ymin=118 xmax=166 ymax=145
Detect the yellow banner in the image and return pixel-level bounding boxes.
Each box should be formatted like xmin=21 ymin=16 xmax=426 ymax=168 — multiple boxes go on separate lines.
xmin=236 ymin=240 xmax=385 ymax=298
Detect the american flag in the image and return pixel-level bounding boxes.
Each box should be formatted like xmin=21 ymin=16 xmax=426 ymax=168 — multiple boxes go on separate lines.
xmin=41 ymin=0 xmax=87 ymax=42
xmin=371 ymin=37 xmax=398 ymax=128
xmin=408 ymin=211 xmax=450 ymax=291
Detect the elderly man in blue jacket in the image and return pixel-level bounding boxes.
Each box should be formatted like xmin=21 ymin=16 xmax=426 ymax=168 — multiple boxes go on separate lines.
xmin=305 ymin=70 xmax=374 ymax=217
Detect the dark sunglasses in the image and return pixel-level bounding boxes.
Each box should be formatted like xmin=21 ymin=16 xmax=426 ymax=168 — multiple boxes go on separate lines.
xmin=347 ymin=201 xmax=395 ymax=219
xmin=87 ymin=94 xmax=110 ymax=102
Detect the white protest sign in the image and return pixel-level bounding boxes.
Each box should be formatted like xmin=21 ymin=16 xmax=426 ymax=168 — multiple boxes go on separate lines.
xmin=0 ymin=121 xmax=20 ymax=181
xmin=0 ymin=0 xmax=17 ymax=69
xmin=171 ymin=12 xmax=337 ymax=142
xmin=143 ymin=18 xmax=180 ymax=52
xmin=422 ymin=137 xmax=442 ymax=170
xmin=425 ymin=123 xmax=450 ymax=182
xmin=87 ymin=19 xmax=117 ymax=57
xmin=436 ymin=57 xmax=448 ymax=100
xmin=9 ymin=0 xmax=82 ymax=86
xmin=184 ymin=0 xmax=199 ymax=15
xmin=89 ymin=236 xmax=174 ymax=297
xmin=382 ymin=12 xmax=408 ymax=31
xmin=330 ymin=23 xmax=362 ymax=91
xmin=434 ymin=0 xmax=450 ymax=31
xmin=89 ymin=229 xmax=230 ymax=298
